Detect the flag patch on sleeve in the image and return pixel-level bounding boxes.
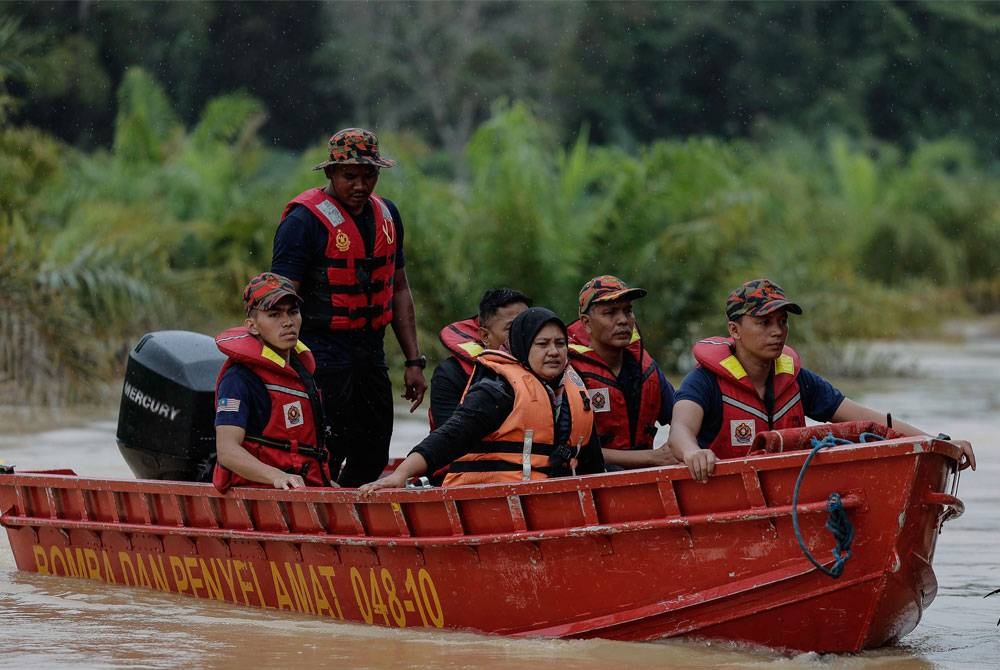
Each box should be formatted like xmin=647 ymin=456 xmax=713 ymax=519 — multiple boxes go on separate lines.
xmin=217 ymin=397 xmax=241 ymax=413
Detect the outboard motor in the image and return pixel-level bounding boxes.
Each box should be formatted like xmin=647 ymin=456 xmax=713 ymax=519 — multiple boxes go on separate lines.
xmin=116 ymin=330 xmax=225 ymax=481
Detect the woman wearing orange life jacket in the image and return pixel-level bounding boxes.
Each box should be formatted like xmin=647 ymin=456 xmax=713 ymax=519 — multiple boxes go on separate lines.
xmin=359 ymin=307 xmax=605 ymax=493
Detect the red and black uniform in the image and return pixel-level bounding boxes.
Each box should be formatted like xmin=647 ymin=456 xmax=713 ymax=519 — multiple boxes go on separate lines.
xmin=692 ymin=336 xmax=805 ymax=459
xmin=429 ymin=316 xmax=484 ymax=429
xmin=212 ymin=327 xmax=331 ymax=492
xmin=281 ymin=188 xmax=397 ymax=332
xmin=442 ymin=351 xmax=595 ymax=486
xmin=567 ymin=321 xmax=668 ymax=451
xmin=272 ymin=190 xmax=406 ymax=488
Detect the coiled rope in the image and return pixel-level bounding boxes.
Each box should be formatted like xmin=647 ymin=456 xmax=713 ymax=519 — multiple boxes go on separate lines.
xmin=789 ymin=433 xmax=874 ymax=578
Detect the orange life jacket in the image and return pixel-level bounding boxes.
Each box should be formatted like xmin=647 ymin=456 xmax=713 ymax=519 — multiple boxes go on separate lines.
xmin=282 ymin=188 xmax=397 ymax=331
xmin=693 ymin=336 xmax=805 ymax=459
xmin=567 ymin=320 xmax=664 ymax=450
xmin=212 ymin=327 xmax=331 ymax=492
xmin=443 ymin=351 xmax=594 ymax=486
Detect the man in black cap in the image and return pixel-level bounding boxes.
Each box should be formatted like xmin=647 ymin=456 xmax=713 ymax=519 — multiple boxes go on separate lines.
xmin=668 ymin=278 xmax=976 ymax=482
xmin=271 ymin=128 xmax=426 ymax=487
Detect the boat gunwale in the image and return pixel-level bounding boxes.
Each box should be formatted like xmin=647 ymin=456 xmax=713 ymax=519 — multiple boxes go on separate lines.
xmin=0 ymin=434 xmax=962 ymax=503
xmin=0 ymin=435 xmax=962 ymax=547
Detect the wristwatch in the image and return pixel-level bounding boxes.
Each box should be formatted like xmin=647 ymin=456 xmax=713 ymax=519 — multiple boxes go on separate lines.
xmin=404 ymin=355 xmax=427 ymax=369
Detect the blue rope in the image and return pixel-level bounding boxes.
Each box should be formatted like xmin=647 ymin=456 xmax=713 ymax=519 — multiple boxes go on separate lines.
xmin=791 ymin=434 xmax=856 ymax=578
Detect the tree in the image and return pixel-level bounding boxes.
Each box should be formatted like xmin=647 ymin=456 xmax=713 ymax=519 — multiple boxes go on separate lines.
xmin=315 ymin=1 xmax=581 ymax=173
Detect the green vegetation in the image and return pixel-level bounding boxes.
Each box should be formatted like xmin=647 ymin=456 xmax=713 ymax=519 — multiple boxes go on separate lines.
xmin=2 ymin=2 xmax=1000 ymax=405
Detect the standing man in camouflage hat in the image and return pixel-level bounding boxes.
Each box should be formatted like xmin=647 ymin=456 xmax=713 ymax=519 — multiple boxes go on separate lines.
xmin=668 ymin=278 xmax=976 ymax=482
xmin=271 ymin=128 xmax=427 ymax=487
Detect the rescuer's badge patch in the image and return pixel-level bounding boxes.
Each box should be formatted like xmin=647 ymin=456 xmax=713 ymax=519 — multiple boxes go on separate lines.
xmin=284 ymin=401 xmax=304 ymax=428
xmin=730 ymin=419 xmax=755 ymax=446
xmin=588 ymin=388 xmax=611 ymax=413
xmin=335 ymin=230 xmax=350 ymax=252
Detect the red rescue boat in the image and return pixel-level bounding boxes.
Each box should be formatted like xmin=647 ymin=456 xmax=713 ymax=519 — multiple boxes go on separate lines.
xmin=0 ymin=425 xmax=966 ymax=653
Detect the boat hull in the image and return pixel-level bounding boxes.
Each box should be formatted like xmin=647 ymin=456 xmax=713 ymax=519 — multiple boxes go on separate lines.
xmin=0 ymin=434 xmax=965 ymax=653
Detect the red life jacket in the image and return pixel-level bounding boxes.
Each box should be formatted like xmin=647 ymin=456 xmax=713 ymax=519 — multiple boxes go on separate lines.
xmin=692 ymin=336 xmax=805 ymax=459
xmin=437 ymin=316 xmax=483 ymax=376
xmin=566 ymin=320 xmax=664 ymax=451
xmin=428 ymin=316 xmax=483 ymax=430
xmin=443 ymin=351 xmax=594 ymax=487
xmin=282 ymin=188 xmax=397 ymax=331
xmin=212 ymin=327 xmax=331 ymax=492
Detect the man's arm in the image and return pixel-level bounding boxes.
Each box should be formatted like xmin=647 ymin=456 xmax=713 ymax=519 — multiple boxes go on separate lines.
xmin=216 ymin=425 xmax=306 ymax=489
xmin=667 ymin=399 xmax=716 ymax=482
xmin=429 ymin=358 xmax=465 ymax=427
xmin=390 ymin=267 xmax=428 ymax=411
xmin=602 ymin=446 xmax=678 ymax=469
xmin=270 ymin=206 xmax=316 ymax=284
xmin=830 ymin=398 xmax=923 ymax=436
xmin=831 ymin=398 xmax=976 ymax=470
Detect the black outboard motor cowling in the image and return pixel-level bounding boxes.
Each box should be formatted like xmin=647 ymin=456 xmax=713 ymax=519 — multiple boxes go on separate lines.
xmin=116 ymin=330 xmax=225 ymax=481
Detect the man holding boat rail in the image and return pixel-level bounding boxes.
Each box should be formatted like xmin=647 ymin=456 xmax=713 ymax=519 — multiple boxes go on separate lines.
xmin=668 ymin=278 xmax=977 ymax=482
xmin=567 ymin=275 xmax=678 ymax=469
xmin=271 ymin=128 xmax=426 ymax=488
xmin=213 ymin=273 xmax=334 ymax=491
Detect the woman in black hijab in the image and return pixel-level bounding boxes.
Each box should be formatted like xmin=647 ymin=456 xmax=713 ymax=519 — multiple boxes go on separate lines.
xmin=360 ymin=307 xmax=605 ymax=492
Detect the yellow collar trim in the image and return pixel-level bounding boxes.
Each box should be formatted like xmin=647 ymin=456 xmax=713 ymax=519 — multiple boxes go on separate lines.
xmin=775 ymin=352 xmax=795 ymax=375
xmin=459 ymin=341 xmax=484 ymax=357
xmin=721 ymin=352 xmax=795 ymax=379
xmin=720 ymin=355 xmax=747 ymax=380
xmin=261 ymin=343 xmax=289 ymax=368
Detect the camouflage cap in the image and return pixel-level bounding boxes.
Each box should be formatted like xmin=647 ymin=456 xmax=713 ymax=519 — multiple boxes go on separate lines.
xmin=243 ymin=272 xmax=302 ymax=316
xmin=312 ymin=127 xmax=397 ymax=171
xmin=578 ymin=275 xmax=648 ymax=315
xmin=725 ymin=278 xmax=803 ymax=320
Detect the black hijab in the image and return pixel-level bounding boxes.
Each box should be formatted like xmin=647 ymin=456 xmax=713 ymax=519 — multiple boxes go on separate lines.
xmin=507 ymin=307 xmax=567 ymax=370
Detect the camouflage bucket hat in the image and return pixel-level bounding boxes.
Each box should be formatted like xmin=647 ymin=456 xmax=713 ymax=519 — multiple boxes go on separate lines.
xmin=578 ymin=275 xmax=648 ymax=314
xmin=243 ymin=272 xmax=302 ymax=316
xmin=312 ymin=127 xmax=397 ymax=170
xmin=725 ymin=278 xmax=803 ymax=320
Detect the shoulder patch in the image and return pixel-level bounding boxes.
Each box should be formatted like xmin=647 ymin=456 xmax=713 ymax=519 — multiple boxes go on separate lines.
xmin=316 ymin=200 xmax=345 ymax=227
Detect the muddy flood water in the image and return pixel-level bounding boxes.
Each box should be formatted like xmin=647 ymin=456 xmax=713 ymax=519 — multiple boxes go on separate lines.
xmin=1 ymin=335 xmax=998 ymax=668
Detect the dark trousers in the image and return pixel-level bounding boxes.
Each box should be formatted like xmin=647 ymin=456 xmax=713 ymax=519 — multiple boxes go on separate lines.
xmin=316 ymin=365 xmax=393 ymax=488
